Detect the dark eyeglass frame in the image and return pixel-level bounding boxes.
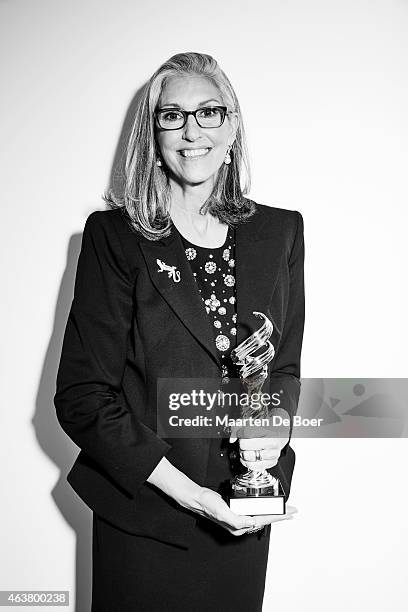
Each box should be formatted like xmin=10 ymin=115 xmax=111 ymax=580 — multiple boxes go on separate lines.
xmin=154 ymin=105 xmax=231 ymax=130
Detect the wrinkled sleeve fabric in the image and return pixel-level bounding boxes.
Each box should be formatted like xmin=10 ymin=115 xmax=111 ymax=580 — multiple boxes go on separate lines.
xmin=54 ymin=211 xmax=171 ymax=498
xmin=269 ymin=211 xmax=305 ymax=451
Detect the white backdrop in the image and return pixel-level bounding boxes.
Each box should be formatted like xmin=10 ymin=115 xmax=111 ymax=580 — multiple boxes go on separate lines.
xmin=1 ymin=0 xmax=407 ymax=610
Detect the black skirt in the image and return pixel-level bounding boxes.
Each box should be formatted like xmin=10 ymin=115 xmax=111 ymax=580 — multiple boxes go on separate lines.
xmin=91 ymin=438 xmax=271 ymax=612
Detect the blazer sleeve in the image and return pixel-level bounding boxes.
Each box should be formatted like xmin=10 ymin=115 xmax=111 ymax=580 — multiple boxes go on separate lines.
xmin=269 ymin=210 xmax=305 ymax=451
xmin=54 ymin=211 xmax=171 ymax=498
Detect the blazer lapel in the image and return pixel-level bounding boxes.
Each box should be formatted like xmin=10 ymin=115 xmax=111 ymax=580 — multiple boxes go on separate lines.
xmin=139 ymin=213 xmax=283 ymax=371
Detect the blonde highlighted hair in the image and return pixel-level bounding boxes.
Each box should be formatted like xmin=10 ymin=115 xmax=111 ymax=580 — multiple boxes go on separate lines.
xmin=104 ymin=52 xmax=256 ymax=240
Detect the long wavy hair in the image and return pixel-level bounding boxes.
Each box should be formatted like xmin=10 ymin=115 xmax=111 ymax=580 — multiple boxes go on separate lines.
xmin=103 ymin=52 xmax=256 ymax=241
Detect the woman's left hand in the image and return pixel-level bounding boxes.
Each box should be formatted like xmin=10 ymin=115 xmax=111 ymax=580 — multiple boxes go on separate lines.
xmin=230 ymin=435 xmax=289 ymax=471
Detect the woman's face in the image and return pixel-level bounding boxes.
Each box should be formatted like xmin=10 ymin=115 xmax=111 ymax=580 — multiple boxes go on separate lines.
xmin=155 ymin=75 xmax=237 ymax=189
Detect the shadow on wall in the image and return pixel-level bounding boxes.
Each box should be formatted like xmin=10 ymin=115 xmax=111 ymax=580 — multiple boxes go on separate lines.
xmin=31 ymin=83 xmax=147 ymax=612
xmin=107 ymin=84 xmax=149 ymax=206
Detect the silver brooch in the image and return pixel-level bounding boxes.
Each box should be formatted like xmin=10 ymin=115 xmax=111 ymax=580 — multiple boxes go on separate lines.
xmin=216 ymin=334 xmax=230 ymax=351
xmin=185 ymin=247 xmax=196 ymax=260
xmin=156 ymin=258 xmax=181 ymax=283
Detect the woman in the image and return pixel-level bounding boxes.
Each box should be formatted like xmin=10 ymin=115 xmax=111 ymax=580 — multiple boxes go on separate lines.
xmin=55 ymin=52 xmax=305 ymax=611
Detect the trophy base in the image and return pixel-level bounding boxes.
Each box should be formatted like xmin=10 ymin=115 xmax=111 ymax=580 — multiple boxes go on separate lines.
xmin=229 ymin=472 xmax=286 ymax=515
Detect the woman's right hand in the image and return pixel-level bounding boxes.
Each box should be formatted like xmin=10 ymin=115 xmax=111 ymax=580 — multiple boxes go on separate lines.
xmin=147 ymin=456 xmax=296 ymax=536
xmin=183 ymin=486 xmax=297 ymax=536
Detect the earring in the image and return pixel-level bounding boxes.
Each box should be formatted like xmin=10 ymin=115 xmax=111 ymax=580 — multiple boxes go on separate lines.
xmin=156 ymin=158 xmax=162 ymax=167
xmin=224 ymin=146 xmax=232 ymax=165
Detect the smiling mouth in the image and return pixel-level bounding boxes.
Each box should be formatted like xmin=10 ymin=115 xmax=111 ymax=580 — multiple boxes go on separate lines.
xmin=179 ymin=148 xmax=212 ymax=158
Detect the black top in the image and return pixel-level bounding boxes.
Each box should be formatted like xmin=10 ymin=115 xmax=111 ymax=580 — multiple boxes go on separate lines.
xmin=179 ymin=224 xmax=238 ymax=381
xmin=179 ymin=223 xmax=239 ymax=487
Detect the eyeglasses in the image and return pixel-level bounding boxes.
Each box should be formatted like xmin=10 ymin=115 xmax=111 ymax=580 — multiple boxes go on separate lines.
xmin=154 ymin=106 xmax=230 ymax=130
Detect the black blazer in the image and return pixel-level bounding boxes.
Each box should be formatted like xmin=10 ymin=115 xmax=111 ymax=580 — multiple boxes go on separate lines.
xmin=54 ymin=200 xmax=305 ymax=549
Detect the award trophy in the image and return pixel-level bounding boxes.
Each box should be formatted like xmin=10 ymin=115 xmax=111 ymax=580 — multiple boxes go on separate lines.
xmin=228 ymin=311 xmax=286 ymax=515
